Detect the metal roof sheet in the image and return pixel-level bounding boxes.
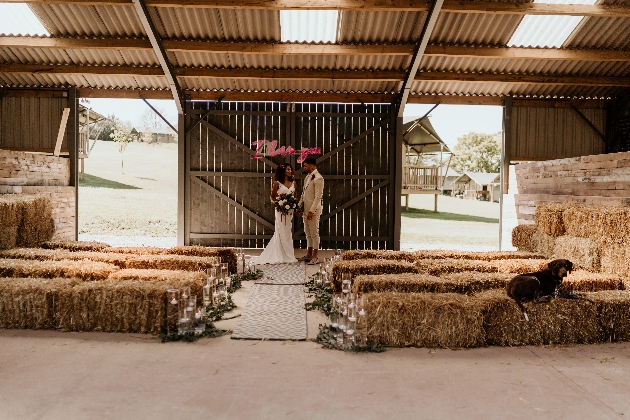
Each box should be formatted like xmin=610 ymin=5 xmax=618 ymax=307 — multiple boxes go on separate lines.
xmin=430 ymin=13 xmax=523 ymax=45
xmin=0 ymin=46 xmax=158 ymax=67
xmin=338 ymin=11 xmax=428 ymax=43
xmin=566 ymin=17 xmax=630 ymax=49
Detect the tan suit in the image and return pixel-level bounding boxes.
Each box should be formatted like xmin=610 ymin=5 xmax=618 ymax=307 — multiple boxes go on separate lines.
xmin=298 ymin=169 xmax=324 ymax=249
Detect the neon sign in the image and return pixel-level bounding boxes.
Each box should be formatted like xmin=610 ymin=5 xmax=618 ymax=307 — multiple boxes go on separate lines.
xmin=252 ymin=140 xmax=321 ymax=163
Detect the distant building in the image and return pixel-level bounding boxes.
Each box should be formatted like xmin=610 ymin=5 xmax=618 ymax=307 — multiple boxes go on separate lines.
xmin=452 ymin=171 xmax=500 ymax=202
xmin=139 ymin=127 xmax=177 ymax=144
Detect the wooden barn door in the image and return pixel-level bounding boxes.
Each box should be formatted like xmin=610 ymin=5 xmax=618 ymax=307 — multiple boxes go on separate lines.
xmin=184 ymin=101 xmax=398 ymax=249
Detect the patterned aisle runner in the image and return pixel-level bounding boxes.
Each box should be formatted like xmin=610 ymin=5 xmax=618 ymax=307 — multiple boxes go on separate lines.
xmin=232 ymin=262 xmax=306 ymax=340
xmin=255 ymin=263 xmax=306 ymax=285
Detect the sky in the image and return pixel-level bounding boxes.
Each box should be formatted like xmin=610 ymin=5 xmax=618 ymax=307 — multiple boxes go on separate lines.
xmin=84 ymin=98 xmax=503 ymax=150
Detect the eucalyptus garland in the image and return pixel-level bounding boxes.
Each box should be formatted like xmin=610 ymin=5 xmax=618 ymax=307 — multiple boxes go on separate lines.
xmin=206 ymin=294 xmax=236 ymax=322
xmin=159 ymin=322 xmax=230 ymax=343
xmin=304 ymin=273 xmax=334 ymax=316
xmin=228 ymin=269 xmax=263 ymax=293
xmin=315 ymin=324 xmax=385 ymax=353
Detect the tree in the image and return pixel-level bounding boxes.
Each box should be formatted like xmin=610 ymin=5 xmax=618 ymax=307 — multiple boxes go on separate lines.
xmin=110 ymin=120 xmax=133 ymax=173
xmin=140 ymin=107 xmax=166 ymax=132
xmin=94 ymin=114 xmax=118 ymax=141
xmin=450 ymin=132 xmax=502 ymax=173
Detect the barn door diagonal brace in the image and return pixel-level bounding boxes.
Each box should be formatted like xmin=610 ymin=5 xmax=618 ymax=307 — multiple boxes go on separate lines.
xmin=185 ymin=97 xmax=225 ymax=136
xmin=569 ymin=103 xmax=606 ymax=146
xmin=198 ymin=119 xmax=278 ymax=169
xmin=296 ymin=117 xmax=391 ymax=174
xmin=294 ymin=180 xmax=390 ymax=236
xmin=398 ymin=0 xmax=444 ymax=118
xmin=131 ymin=0 xmax=184 ymax=114
xmin=190 ymin=176 xmax=275 ymax=231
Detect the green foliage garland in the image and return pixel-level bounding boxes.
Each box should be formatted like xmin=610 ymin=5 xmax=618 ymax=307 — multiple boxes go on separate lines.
xmin=315 ymin=324 xmax=385 ymax=353
xmin=304 ymin=273 xmax=334 ymax=316
xmin=159 ymin=322 xmax=230 ymax=343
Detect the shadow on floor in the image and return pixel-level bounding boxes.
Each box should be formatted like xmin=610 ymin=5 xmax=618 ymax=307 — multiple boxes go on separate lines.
xmin=79 ymin=173 xmax=141 ymax=190
xmin=402 ymin=207 xmax=499 ymax=224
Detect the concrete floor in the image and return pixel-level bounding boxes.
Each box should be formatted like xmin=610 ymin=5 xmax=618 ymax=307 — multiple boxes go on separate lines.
xmin=1 ymin=330 xmax=629 ymax=420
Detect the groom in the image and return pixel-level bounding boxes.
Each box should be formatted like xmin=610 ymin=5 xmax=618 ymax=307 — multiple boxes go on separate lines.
xmin=298 ymin=157 xmax=324 ymax=265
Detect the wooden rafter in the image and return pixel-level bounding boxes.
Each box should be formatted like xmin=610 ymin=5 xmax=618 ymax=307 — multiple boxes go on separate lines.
xmin=399 ymin=0 xmax=443 ymax=117
xmin=7 ymin=0 xmax=630 ymax=16
xmin=131 ymin=0 xmax=184 ymax=113
xmin=5 ymin=64 xmax=629 ymax=87
xmin=3 ymin=37 xmax=630 ymax=62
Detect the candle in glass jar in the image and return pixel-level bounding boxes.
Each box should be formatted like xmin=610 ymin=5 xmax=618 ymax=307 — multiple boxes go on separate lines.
xmin=170 ymin=298 xmax=177 ymax=305
xmin=359 ymin=309 xmax=366 ymax=316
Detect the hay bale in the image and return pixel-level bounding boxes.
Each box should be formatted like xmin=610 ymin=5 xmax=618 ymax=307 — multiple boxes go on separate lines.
xmin=512 ymin=225 xmax=536 ymax=252
xmin=0 ymin=277 xmax=78 ymax=329
xmin=553 ymin=236 xmax=601 ymax=271
xmin=365 ymin=292 xmax=486 ymax=348
xmin=0 ymin=194 xmax=54 ymax=250
xmin=535 ymin=203 xmax=566 ymax=237
xmin=103 ymin=246 xmax=237 ymax=273
xmin=353 ymin=272 xmax=511 ymax=295
xmin=587 ymin=291 xmax=630 ymax=342
xmin=563 ymin=205 xmax=630 ymax=244
xmin=0 ymin=196 xmax=20 ymax=250
xmin=600 ymin=244 xmax=630 ymax=277
xmin=341 ymin=250 xmax=417 ymax=262
xmin=41 ymin=241 xmax=111 ymax=252
xmin=0 ymin=258 xmax=119 ymax=281
xmin=531 ymin=231 xmax=556 ymax=258
xmin=493 ymin=259 xmax=549 ymax=274
xmin=562 ymin=271 xmax=624 ymax=292
xmin=17 ymin=195 xmax=54 ymax=247
xmin=478 ymin=289 xmax=599 ymax=346
xmin=330 ymin=259 xmax=417 ymax=291
xmin=123 ymin=254 xmax=215 ymax=272
xmin=413 ymin=250 xmax=544 ymax=261
xmin=415 ymin=258 xmax=496 ymax=276
xmin=0 ymin=248 xmax=216 ymax=273
xmin=107 ymin=269 xmax=205 ymax=304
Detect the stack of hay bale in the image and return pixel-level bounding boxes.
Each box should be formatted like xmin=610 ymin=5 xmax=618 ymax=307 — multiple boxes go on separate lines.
xmin=0 ymin=242 xmax=237 ymax=334
xmin=512 ymin=203 xmax=630 ymax=275
xmin=334 ymin=248 xmax=630 ymax=348
xmin=0 ymin=194 xmax=54 ymax=250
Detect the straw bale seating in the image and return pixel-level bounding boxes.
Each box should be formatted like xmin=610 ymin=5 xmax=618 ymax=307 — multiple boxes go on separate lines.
xmin=364 ymin=289 xmax=630 ymax=348
xmin=0 ymin=247 xmax=235 ymax=273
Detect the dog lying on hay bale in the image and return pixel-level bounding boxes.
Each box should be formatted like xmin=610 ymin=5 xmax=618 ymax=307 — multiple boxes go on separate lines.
xmin=506 ymin=259 xmax=592 ymax=321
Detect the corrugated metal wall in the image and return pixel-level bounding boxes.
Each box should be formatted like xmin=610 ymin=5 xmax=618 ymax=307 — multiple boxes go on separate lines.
xmin=510 ymin=107 xmax=606 ymax=161
xmin=0 ymin=96 xmax=69 ymax=151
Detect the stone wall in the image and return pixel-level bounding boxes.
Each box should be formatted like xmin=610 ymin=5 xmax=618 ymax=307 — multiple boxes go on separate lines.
xmin=0 ymin=150 xmax=75 ymax=240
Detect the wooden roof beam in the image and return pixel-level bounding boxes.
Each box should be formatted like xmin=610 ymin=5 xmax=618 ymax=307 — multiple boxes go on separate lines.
xmin=3 ymin=64 xmax=629 ymax=86
xmin=131 ymin=0 xmax=184 ymax=113
xmin=6 ymin=0 xmax=630 ymax=16
xmin=73 ymin=88 xmax=609 ymax=107
xmin=3 ymin=37 xmax=630 ymax=62
xmin=398 ymin=0 xmax=443 ymax=117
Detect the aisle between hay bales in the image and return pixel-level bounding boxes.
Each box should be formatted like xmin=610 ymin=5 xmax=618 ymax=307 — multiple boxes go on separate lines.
xmin=232 ymin=263 xmax=307 ymax=340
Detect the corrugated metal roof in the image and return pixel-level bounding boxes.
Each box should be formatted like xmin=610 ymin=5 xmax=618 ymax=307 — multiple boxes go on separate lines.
xmin=150 ymin=8 xmax=280 ymax=41
xmin=338 ymin=11 xmax=428 ymax=43
xmin=430 ymin=13 xmax=523 ymax=45
xmin=28 ymin=4 xmax=145 ymax=37
xmin=0 ymin=3 xmax=623 ymax=100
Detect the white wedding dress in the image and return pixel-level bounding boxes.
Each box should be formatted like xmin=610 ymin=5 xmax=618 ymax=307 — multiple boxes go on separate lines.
xmin=255 ymin=183 xmax=298 ymax=264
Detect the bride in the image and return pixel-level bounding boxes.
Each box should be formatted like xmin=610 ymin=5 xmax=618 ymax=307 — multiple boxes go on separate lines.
xmin=255 ymin=163 xmax=298 ymax=264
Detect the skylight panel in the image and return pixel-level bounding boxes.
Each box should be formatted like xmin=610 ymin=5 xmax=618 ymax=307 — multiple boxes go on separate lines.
xmin=280 ymin=10 xmax=339 ymax=43
xmin=507 ymin=0 xmax=596 ymax=48
xmin=0 ymin=3 xmax=49 ymax=36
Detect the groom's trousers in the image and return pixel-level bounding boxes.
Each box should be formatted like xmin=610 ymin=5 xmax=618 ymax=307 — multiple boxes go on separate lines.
xmin=303 ymin=211 xmax=321 ymax=249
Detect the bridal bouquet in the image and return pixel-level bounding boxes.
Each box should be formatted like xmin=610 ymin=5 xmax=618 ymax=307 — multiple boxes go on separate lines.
xmin=273 ymin=192 xmax=299 ymax=216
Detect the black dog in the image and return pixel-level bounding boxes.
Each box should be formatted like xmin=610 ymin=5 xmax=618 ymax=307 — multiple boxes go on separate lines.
xmin=506 ymin=259 xmax=574 ymax=321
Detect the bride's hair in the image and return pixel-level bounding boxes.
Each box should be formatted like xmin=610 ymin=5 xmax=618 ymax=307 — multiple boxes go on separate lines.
xmin=273 ymin=163 xmax=294 ymax=183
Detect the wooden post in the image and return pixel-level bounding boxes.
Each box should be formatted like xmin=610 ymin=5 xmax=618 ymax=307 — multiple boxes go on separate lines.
xmin=177 ymin=110 xmax=186 ymax=246
xmin=392 ymin=111 xmax=403 ymax=250
xmin=500 ymin=96 xmax=512 ymax=250
xmin=67 ymin=88 xmax=79 ymax=240
xmin=434 ymin=193 xmax=438 ymax=212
